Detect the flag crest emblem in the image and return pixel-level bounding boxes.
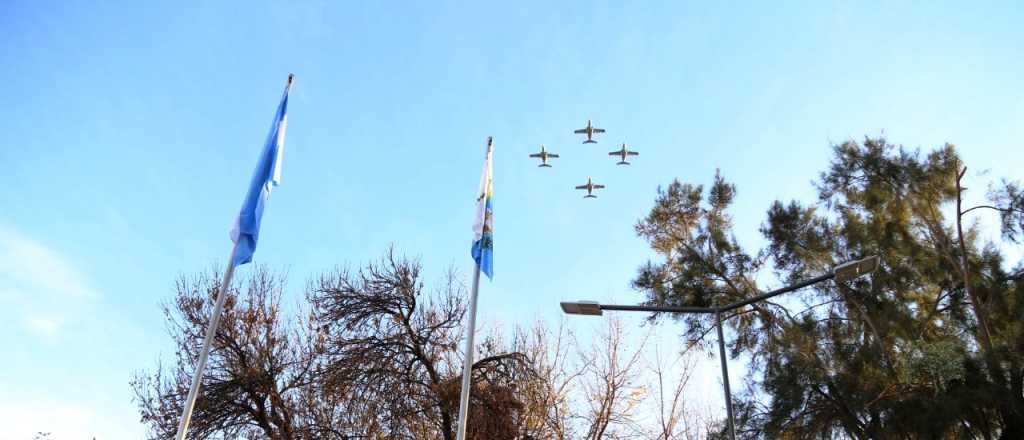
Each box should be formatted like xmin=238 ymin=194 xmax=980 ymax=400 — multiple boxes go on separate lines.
xmin=471 ymin=138 xmax=494 ymax=279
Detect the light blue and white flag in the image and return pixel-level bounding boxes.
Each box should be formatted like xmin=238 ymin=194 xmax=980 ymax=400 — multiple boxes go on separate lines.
xmin=229 ymin=76 xmax=292 ymax=266
xmin=471 ymin=138 xmax=494 ymax=279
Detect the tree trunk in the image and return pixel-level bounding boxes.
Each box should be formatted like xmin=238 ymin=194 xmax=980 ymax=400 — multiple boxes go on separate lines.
xmin=956 ymin=166 xmax=995 ymax=353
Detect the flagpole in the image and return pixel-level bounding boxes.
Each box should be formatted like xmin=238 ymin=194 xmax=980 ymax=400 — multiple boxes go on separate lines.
xmin=174 ymin=242 xmax=239 ymax=440
xmin=173 ymin=73 xmax=293 ymax=440
xmin=455 ymin=262 xmax=482 ymax=440
xmin=456 ymin=136 xmax=492 ymax=440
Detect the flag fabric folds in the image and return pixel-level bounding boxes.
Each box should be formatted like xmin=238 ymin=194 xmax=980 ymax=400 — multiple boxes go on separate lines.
xmin=229 ymin=78 xmax=292 ymax=267
xmin=471 ymin=138 xmax=494 ymax=279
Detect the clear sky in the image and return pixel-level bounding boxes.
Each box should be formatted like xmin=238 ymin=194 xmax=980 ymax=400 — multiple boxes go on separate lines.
xmin=2 ymin=1 xmax=1022 ymax=438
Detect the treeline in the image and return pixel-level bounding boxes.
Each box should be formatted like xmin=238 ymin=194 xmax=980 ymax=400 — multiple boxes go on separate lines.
xmin=132 ymin=252 xmax=713 ymax=440
xmin=134 ymin=138 xmax=1024 ymax=439
xmin=634 ymin=138 xmax=1024 ymax=439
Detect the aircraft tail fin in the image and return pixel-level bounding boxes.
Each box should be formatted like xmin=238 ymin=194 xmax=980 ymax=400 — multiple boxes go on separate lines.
xmin=584 ymin=194 xmax=597 ymax=199
xmin=583 ymin=140 xmax=597 ymax=144
xmin=617 ymin=161 xmax=631 ymax=166
xmin=539 ymin=163 xmax=552 ymax=168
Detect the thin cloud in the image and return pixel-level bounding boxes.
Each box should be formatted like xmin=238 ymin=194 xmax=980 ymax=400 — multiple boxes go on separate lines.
xmin=24 ymin=315 xmax=60 ymax=338
xmin=0 ymin=226 xmax=96 ymax=337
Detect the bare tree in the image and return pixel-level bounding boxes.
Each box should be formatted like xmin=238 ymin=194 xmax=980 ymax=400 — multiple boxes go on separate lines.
xmin=636 ymin=339 xmax=705 ymax=440
xmin=577 ymin=316 xmax=650 ymax=440
xmin=308 ymin=250 xmax=545 ymax=440
xmin=131 ymin=267 xmax=331 ymax=440
xmin=507 ymin=320 xmax=588 ymax=440
xmin=133 ymin=251 xmax=708 ymax=440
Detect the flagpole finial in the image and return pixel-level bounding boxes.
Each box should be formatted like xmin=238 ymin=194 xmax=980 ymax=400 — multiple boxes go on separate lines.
xmin=285 ymin=74 xmax=295 ymax=94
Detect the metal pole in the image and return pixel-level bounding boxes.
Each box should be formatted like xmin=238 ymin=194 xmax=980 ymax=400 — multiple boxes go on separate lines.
xmin=564 ymin=264 xmax=879 ymax=439
xmin=601 ymin=304 xmax=717 ymax=314
xmin=455 ymin=263 xmax=482 ymax=440
xmin=718 ymin=272 xmax=833 ymax=313
xmin=716 ymin=309 xmax=737 ymax=440
xmin=174 ymin=243 xmax=239 ymax=440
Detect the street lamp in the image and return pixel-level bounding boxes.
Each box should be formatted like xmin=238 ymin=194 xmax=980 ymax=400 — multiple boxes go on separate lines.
xmin=559 ymin=300 xmax=603 ymax=316
xmin=834 ymin=254 xmax=881 ymax=283
xmin=560 ymin=255 xmax=879 ymax=440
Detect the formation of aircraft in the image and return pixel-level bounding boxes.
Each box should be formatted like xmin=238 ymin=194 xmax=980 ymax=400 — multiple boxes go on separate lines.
xmin=608 ymin=143 xmax=640 ymax=165
xmin=573 ymin=119 xmax=605 ymax=144
xmin=528 ymin=144 xmax=559 ymax=167
xmin=575 ymin=177 xmax=605 ymax=198
xmin=526 ymin=119 xmax=644 ymax=199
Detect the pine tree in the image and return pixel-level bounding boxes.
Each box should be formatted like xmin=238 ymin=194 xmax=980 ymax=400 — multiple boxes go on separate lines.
xmin=634 ymin=138 xmax=1024 ymax=439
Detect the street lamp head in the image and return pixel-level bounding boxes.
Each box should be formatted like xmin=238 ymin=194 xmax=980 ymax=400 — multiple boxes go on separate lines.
xmin=834 ymin=256 xmax=880 ymax=283
xmin=560 ymin=301 xmax=603 ymax=316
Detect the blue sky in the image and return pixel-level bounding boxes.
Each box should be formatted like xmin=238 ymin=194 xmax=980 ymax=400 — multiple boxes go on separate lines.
xmin=2 ymin=1 xmax=1022 ymax=438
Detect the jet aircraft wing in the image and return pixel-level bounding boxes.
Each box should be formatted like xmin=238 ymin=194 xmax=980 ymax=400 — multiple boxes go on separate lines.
xmin=593 ymin=128 xmax=606 ymax=133
xmin=573 ymin=128 xmax=587 ymax=133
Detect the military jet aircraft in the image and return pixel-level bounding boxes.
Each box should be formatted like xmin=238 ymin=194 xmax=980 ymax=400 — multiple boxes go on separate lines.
xmin=575 ymin=177 xmax=606 ymax=198
xmin=528 ymin=145 xmax=560 ymax=167
xmin=608 ymin=143 xmax=639 ymax=165
xmin=573 ymin=119 xmax=605 ymax=144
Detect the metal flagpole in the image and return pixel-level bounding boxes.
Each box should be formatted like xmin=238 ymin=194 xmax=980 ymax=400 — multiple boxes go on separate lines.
xmin=455 ymin=263 xmax=482 ymax=440
xmin=174 ymin=242 xmax=240 ymax=440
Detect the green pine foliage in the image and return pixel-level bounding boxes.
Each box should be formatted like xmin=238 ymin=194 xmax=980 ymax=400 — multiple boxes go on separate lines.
xmin=634 ymin=138 xmax=1024 ymax=439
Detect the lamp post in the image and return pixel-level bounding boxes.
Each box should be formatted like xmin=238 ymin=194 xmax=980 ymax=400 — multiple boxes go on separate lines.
xmin=560 ymin=256 xmax=879 ymax=440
